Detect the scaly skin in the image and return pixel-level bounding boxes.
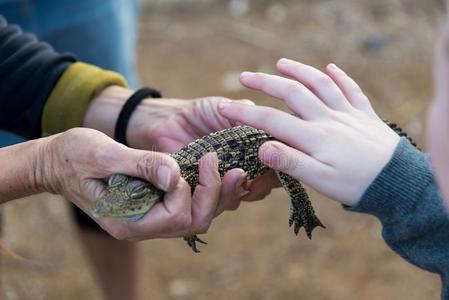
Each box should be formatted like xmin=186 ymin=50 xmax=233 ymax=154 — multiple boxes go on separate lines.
xmin=92 ymin=122 xmax=415 ymax=252
xmin=92 ymin=125 xmax=323 ymax=252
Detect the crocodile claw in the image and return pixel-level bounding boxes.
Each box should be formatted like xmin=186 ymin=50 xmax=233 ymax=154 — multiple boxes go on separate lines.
xmin=289 ymin=202 xmax=325 ymax=239
xmin=289 ymin=203 xmax=303 ymax=236
xmin=184 ymin=235 xmax=207 ymax=253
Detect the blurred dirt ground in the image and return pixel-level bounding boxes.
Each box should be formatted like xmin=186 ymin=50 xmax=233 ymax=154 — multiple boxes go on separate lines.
xmin=2 ymin=0 xmax=446 ymax=299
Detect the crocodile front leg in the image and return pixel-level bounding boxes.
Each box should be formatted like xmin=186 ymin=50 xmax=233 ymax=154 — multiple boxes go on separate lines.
xmin=276 ymin=171 xmax=325 ymax=238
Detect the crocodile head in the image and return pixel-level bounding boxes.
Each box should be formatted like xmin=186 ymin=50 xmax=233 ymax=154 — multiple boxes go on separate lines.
xmin=91 ymin=174 xmax=164 ymax=221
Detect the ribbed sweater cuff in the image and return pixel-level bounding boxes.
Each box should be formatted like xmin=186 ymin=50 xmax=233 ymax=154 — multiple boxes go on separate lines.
xmin=346 ymin=137 xmax=436 ymax=224
xmin=41 ymin=62 xmax=128 ymax=136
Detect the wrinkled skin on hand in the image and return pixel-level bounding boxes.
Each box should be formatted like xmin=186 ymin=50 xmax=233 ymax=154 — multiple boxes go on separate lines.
xmin=128 ymin=96 xmax=281 ymax=204
xmin=40 ymin=128 xmax=248 ymax=241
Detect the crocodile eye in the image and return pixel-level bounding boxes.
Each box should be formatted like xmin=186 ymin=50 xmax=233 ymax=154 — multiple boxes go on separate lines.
xmin=108 ymin=174 xmax=128 ymax=187
xmin=127 ymin=180 xmax=147 ymax=199
xmin=130 ymin=189 xmax=147 ymax=199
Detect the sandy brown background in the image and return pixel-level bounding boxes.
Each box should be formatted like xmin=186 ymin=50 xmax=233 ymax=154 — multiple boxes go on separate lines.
xmin=2 ymin=0 xmax=446 ymax=299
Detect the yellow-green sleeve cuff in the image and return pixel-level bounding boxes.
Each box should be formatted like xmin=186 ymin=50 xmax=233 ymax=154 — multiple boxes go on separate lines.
xmin=42 ymin=62 xmax=128 ymax=136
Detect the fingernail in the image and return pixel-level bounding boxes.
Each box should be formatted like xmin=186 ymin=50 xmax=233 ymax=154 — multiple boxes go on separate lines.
xmin=203 ymin=152 xmax=218 ymax=169
xmin=237 ymin=189 xmax=250 ymax=198
xmin=278 ymin=58 xmax=293 ymax=65
xmin=328 ymin=63 xmax=337 ymax=70
xmin=329 ymin=64 xmax=344 ymax=73
xmin=259 ymin=142 xmax=280 ymax=167
xmin=240 ymin=71 xmax=255 ymax=79
xmin=234 ymin=170 xmax=249 ymax=198
xmin=218 ymin=102 xmax=231 ymax=110
xmin=156 ymin=165 xmax=172 ymax=190
xmin=240 ymin=99 xmax=255 ymax=106
xmin=235 ymin=171 xmax=247 ymax=188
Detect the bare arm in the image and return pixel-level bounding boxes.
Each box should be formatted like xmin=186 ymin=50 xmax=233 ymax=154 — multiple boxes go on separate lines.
xmin=0 ymin=138 xmax=46 ymax=202
xmin=0 ymin=128 xmax=236 ymax=240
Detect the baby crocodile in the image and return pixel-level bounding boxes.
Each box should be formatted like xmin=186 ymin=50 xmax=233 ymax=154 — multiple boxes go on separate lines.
xmin=92 ymin=122 xmax=414 ymax=252
xmin=92 ymin=125 xmax=323 ymax=252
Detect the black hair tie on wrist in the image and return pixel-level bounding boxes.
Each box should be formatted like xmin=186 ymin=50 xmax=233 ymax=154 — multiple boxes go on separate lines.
xmin=114 ymin=87 xmax=162 ymax=146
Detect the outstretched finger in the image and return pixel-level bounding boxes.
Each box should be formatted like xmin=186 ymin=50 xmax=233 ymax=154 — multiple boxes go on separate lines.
xmin=325 ymin=63 xmax=376 ymax=116
xmin=239 ymin=72 xmax=330 ymax=120
xmin=277 ymin=58 xmax=351 ymax=111
xmin=218 ymin=102 xmax=322 ymax=154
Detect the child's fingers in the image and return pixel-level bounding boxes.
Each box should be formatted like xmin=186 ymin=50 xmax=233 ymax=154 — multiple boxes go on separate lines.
xmin=258 ymin=141 xmax=329 ymax=184
xmin=277 ymin=58 xmax=351 ymax=111
xmin=325 ymin=64 xmax=376 ymax=115
xmin=218 ymin=102 xmax=319 ymax=153
xmin=239 ymin=72 xmax=330 ymax=120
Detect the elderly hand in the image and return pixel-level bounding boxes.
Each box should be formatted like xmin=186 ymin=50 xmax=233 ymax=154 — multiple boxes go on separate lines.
xmin=84 ymin=87 xmax=280 ymax=208
xmin=35 ymin=127 xmax=244 ymax=240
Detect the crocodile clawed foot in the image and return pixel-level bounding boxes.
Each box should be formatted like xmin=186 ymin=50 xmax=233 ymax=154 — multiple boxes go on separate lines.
xmin=289 ymin=203 xmax=302 ymax=235
xmin=304 ymin=217 xmax=326 ymax=239
xmin=289 ymin=202 xmax=325 ymax=238
xmin=184 ymin=235 xmax=207 ymax=253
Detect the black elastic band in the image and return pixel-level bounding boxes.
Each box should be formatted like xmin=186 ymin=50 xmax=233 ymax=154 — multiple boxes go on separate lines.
xmin=114 ymin=87 xmax=161 ymax=146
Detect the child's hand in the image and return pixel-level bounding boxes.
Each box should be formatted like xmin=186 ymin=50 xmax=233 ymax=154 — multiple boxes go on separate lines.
xmin=218 ymin=59 xmax=400 ymax=206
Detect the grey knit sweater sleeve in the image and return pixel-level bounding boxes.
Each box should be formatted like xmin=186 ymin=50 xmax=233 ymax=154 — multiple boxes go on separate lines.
xmin=346 ymin=137 xmax=449 ymax=299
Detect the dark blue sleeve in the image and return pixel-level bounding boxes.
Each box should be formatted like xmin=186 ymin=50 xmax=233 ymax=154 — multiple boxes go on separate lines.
xmin=0 ymin=15 xmax=76 ymax=138
xmin=346 ymin=138 xmax=449 ymax=299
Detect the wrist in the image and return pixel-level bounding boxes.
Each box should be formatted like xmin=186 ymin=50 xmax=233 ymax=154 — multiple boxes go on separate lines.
xmin=83 ymin=85 xmax=133 ymax=139
xmin=0 ymin=137 xmax=50 ymax=202
xmin=345 ymin=138 xmax=432 ymax=223
xmin=84 ymin=85 xmax=173 ymax=150
xmin=35 ymin=134 xmax=62 ymax=195
xmin=43 ymin=63 xmax=127 ymax=136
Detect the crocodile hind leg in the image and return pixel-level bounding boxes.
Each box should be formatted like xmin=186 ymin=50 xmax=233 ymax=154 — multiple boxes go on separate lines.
xmin=184 ymin=235 xmax=207 ymax=253
xmin=277 ymin=171 xmax=325 ymax=238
